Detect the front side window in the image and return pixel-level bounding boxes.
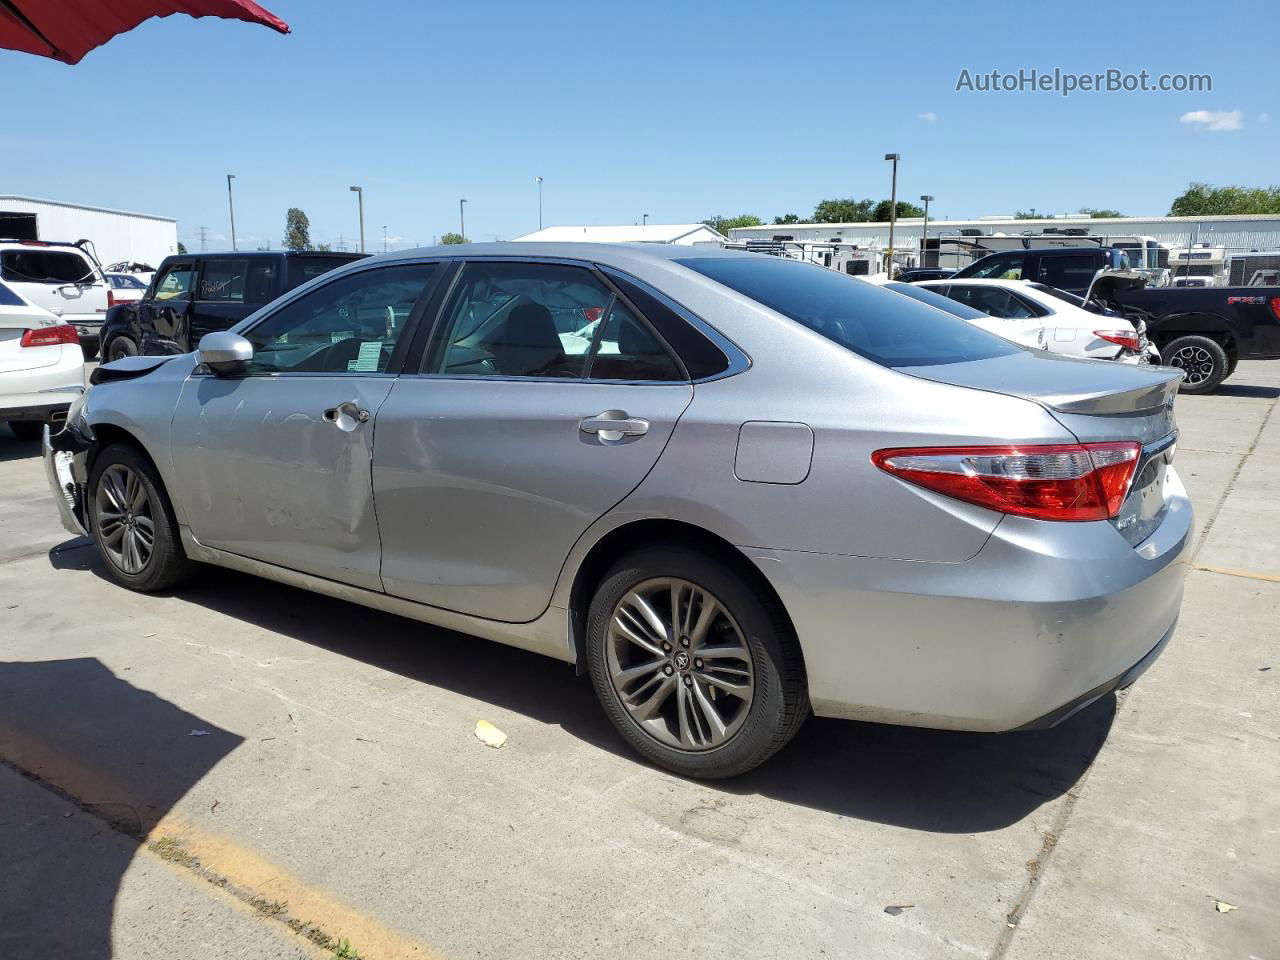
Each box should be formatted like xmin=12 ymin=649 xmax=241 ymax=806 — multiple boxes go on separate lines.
xmin=198 ymin=259 xmax=248 ymax=302
xmin=1 ymin=250 xmax=97 ymax=285
xmin=428 ymin=261 xmax=683 ymax=381
xmin=152 ymin=263 xmax=196 ymax=300
xmin=679 ymin=256 xmax=1019 ymax=368
xmin=243 ymin=263 xmax=435 ymax=374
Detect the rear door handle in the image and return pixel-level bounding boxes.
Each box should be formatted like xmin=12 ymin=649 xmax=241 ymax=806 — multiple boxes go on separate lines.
xmin=579 ymin=411 xmax=650 ymax=442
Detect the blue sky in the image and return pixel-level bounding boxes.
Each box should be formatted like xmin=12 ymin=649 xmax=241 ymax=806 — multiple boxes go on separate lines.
xmin=4 ymin=0 xmax=1276 ymax=251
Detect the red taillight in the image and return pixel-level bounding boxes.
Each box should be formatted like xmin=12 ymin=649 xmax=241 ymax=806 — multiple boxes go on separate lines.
xmin=107 ymin=289 xmax=117 ymax=308
xmin=1269 ymin=297 xmax=1280 ymax=322
xmin=20 ymin=325 xmax=79 ymax=348
xmin=1094 ymin=330 xmax=1142 ymax=351
xmin=872 ymin=442 xmax=1143 ymax=521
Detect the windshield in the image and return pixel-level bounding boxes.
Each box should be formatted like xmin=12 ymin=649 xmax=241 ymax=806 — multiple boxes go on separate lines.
xmin=679 ymin=257 xmax=1020 ymax=367
xmin=885 ymin=281 xmax=989 ymax=320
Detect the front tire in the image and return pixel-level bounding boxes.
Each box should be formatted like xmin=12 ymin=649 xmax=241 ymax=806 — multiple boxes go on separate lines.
xmin=106 ymin=336 xmax=138 ymax=363
xmin=586 ymin=546 xmax=808 ymax=778
xmin=1165 ymin=335 xmax=1229 ymax=394
xmin=88 ymin=443 xmax=194 ymax=591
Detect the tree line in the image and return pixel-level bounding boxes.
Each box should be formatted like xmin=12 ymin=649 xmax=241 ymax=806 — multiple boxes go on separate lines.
xmin=702 ymin=183 xmax=1280 ymax=234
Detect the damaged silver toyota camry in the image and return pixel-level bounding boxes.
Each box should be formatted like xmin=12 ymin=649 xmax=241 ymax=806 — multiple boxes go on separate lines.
xmin=45 ymin=243 xmax=1191 ymax=777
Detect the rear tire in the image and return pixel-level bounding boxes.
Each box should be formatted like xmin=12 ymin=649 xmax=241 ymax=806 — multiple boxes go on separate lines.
xmin=88 ymin=443 xmax=194 ymax=592
xmin=1165 ymin=335 xmax=1229 ymax=395
xmin=7 ymin=421 xmax=42 ymax=442
xmin=106 ymin=336 xmax=138 ymax=363
xmin=585 ymin=546 xmax=808 ymax=778
xmin=81 ymin=343 xmax=99 ymax=361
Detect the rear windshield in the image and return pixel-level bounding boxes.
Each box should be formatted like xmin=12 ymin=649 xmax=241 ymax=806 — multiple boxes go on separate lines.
xmin=1 ymin=249 xmax=97 ymax=285
xmin=109 ymin=274 xmax=147 ymax=289
xmin=679 ymin=257 xmax=1019 ymax=367
xmin=885 ymin=281 xmax=988 ymax=320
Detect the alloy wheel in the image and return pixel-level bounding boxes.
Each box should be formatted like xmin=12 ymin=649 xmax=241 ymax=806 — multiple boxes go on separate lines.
xmin=1169 ymin=345 xmax=1215 ymax=386
xmin=605 ymin=578 xmax=755 ymax=751
xmin=95 ymin=464 xmax=155 ymax=575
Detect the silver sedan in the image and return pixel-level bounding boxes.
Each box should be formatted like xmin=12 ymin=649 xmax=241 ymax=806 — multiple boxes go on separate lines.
xmin=44 ymin=243 xmax=1191 ymax=777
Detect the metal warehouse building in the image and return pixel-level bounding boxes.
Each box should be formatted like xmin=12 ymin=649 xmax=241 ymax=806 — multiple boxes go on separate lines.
xmin=728 ymin=214 xmax=1280 ymax=257
xmin=0 ymin=195 xmax=178 ymax=268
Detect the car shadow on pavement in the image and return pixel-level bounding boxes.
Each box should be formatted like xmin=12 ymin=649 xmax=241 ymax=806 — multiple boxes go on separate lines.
xmin=0 ymin=429 xmax=41 ymax=462
xmin=0 ymin=657 xmax=242 ymax=958
xmin=1214 ymin=383 xmax=1280 ymax=399
xmin=57 ymin=540 xmax=1113 ymax=835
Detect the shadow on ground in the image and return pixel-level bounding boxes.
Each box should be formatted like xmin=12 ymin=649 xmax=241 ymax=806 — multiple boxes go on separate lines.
xmin=0 ymin=657 xmax=242 ymax=958
xmin=54 ymin=539 xmax=1112 ymax=834
xmin=1214 ymin=383 xmax=1280 ymax=399
xmin=0 ymin=428 xmax=41 ymax=463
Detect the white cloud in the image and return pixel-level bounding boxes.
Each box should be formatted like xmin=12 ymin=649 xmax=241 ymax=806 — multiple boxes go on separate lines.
xmin=917 ymin=111 xmax=937 ymax=122
xmin=1179 ymin=109 xmax=1243 ymax=132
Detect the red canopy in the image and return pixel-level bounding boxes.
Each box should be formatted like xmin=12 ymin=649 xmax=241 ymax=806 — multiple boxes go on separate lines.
xmin=0 ymin=0 xmax=289 ymax=64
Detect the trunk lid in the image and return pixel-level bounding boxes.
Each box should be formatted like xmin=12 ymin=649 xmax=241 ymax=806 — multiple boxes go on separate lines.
xmin=905 ymin=350 xmax=1183 ymax=546
xmin=0 ymin=305 xmax=65 ymax=372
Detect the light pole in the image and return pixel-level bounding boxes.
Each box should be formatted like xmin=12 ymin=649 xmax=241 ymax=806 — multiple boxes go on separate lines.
xmin=884 ymin=153 xmax=899 ymax=278
xmin=349 ymin=186 xmax=365 ymax=253
xmin=920 ymin=194 xmax=934 ymax=266
xmin=643 ymin=213 xmax=649 ymax=226
xmin=459 ymin=199 xmax=467 ymax=241
xmin=534 ymin=177 xmax=543 ymax=231
xmin=383 ymin=225 xmax=388 ymax=253
xmin=226 ymin=174 xmax=237 ymax=251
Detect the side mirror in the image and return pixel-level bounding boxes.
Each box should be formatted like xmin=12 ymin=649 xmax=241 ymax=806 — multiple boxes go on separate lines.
xmin=197 ymin=331 xmax=253 ymax=376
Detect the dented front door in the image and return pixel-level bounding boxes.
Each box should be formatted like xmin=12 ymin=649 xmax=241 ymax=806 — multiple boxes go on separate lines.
xmin=170 ymin=373 xmax=394 ymax=591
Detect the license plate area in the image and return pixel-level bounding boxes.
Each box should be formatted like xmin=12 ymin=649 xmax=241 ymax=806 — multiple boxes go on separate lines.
xmin=1112 ymin=433 xmax=1176 ymax=547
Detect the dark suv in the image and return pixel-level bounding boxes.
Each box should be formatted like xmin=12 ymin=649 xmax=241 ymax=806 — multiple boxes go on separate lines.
xmin=100 ymin=250 xmax=366 ymax=361
xmin=951 ymin=246 xmax=1131 ymax=296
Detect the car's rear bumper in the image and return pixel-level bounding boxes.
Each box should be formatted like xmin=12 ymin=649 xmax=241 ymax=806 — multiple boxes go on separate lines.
xmin=749 ymin=466 xmax=1192 ymax=732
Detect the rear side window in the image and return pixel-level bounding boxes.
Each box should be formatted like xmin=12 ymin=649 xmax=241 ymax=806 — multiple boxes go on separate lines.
xmin=286 ymin=257 xmax=360 ymax=292
xmin=885 ymin=282 xmax=988 ymax=320
xmin=1 ymin=250 xmax=97 ymax=285
xmin=679 ymin=257 xmax=1018 ymax=367
xmin=0 ymin=280 xmax=24 ymax=305
xmin=946 ymin=285 xmax=1043 ymax=319
xmin=199 ymin=259 xmax=249 ymax=302
xmin=603 ymin=269 xmax=730 ymax=379
xmin=1037 ymin=255 xmax=1100 ymax=290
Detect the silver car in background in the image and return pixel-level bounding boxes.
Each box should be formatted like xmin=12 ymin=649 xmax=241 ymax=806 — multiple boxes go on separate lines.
xmin=45 ymin=243 xmax=1191 ymax=778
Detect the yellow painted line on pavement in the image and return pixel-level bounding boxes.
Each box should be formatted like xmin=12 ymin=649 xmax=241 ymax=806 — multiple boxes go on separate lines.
xmin=146 ymin=815 xmax=441 ymax=960
xmin=1193 ymin=563 xmax=1280 ymax=584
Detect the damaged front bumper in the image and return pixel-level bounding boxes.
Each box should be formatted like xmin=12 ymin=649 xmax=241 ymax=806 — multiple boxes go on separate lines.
xmin=43 ymin=423 xmax=91 ymax=537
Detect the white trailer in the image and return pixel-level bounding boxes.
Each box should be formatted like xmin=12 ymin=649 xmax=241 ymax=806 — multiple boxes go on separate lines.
xmin=0 ymin=195 xmax=178 ymax=270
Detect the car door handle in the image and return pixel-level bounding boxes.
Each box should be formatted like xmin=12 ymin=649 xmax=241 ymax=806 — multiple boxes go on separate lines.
xmin=323 ymin=402 xmax=370 ymax=430
xmin=579 ymin=412 xmax=650 ymax=440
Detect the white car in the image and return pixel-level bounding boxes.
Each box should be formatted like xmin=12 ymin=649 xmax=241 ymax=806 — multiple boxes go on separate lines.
xmin=915 ymin=277 xmax=1153 ymax=363
xmin=0 ymin=280 xmax=85 ymax=441
xmin=0 ymin=240 xmax=108 ymax=360
xmin=882 ymin=281 xmax=1046 ymax=350
xmin=106 ymin=272 xmax=148 ymax=305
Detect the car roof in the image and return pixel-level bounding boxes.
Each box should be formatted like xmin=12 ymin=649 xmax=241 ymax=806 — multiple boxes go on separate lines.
xmin=168 ymin=250 xmax=367 ymax=261
xmin=367 ymin=241 xmax=764 ymax=271
xmin=916 ymin=278 xmax=1030 ymax=286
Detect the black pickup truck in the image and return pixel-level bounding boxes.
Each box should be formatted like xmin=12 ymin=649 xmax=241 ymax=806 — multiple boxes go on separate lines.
xmin=100 ymin=250 xmax=365 ymax=361
xmin=1106 ymin=285 xmax=1280 ymax=393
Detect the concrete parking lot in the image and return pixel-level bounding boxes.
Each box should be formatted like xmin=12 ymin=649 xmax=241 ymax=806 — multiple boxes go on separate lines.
xmin=1 ymin=364 xmax=1277 ymax=960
